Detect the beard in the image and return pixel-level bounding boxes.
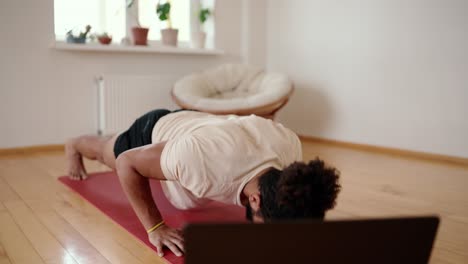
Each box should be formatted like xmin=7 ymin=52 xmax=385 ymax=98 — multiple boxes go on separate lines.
xmin=245 ymin=203 xmax=264 ymax=222
xmin=245 ymin=203 xmax=253 ymax=222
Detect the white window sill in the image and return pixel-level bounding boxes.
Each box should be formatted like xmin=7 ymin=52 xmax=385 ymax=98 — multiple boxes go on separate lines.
xmin=52 ymin=41 xmax=224 ymax=56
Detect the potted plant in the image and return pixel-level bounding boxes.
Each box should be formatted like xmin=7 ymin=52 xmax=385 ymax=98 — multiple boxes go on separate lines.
xmin=66 ymin=25 xmax=92 ymax=44
xmin=157 ymin=0 xmax=178 ymax=46
xmin=193 ymin=7 xmax=211 ymax=49
xmin=127 ymin=0 xmax=149 ymax=45
xmin=97 ymin=32 xmax=112 ymax=45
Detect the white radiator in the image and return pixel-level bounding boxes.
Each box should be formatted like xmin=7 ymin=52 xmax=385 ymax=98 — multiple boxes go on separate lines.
xmin=97 ymin=75 xmax=179 ymax=135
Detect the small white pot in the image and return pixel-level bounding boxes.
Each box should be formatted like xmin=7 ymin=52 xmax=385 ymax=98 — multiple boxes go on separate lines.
xmin=192 ymin=31 xmax=207 ymax=49
xmin=161 ymin=28 xmax=179 ymax=46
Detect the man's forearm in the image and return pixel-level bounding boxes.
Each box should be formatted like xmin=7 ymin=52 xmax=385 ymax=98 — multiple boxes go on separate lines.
xmin=116 ymin=154 xmax=163 ymax=229
xmin=113 ymin=144 xmax=184 ymax=257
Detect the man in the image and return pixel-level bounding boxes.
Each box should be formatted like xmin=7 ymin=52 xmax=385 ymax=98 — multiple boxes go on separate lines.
xmin=66 ymin=109 xmax=341 ymax=257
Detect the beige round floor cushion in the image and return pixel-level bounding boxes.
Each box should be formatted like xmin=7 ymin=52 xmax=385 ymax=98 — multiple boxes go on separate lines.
xmin=171 ymin=64 xmax=293 ymax=117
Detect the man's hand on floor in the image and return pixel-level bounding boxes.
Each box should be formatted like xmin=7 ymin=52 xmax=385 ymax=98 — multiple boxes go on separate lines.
xmin=149 ymin=225 xmax=185 ymax=257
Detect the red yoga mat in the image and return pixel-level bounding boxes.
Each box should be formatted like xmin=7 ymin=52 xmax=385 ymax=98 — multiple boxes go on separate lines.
xmin=59 ymin=171 xmax=246 ymax=264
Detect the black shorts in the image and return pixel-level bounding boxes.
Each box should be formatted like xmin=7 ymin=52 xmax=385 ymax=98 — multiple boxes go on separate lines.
xmin=113 ymin=109 xmax=184 ymax=158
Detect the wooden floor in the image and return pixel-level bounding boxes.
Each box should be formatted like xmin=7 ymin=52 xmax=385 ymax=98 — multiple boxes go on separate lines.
xmin=0 ymin=141 xmax=467 ymax=264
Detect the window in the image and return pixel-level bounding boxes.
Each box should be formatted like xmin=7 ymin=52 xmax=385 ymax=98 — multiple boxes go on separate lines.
xmin=54 ymin=0 xmax=191 ymax=43
xmin=54 ymin=0 xmax=126 ymax=41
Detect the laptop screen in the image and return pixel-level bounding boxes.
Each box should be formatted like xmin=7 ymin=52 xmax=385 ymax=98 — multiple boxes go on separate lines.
xmin=184 ymin=216 xmax=439 ymax=264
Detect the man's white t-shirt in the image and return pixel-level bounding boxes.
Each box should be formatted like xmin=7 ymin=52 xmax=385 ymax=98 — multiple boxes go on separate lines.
xmin=151 ymin=111 xmax=302 ymax=209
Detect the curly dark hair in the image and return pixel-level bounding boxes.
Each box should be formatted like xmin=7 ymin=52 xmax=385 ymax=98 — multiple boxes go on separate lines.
xmin=258 ymin=158 xmax=341 ymax=221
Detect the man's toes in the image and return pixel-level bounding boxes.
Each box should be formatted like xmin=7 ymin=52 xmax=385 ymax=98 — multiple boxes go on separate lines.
xmin=79 ymin=171 xmax=88 ymax=180
xmin=70 ymin=172 xmax=79 ymax=180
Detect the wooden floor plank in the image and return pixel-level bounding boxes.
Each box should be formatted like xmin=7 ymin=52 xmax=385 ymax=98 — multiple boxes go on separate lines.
xmin=51 ymin=196 xmax=146 ymax=264
xmin=0 ymin=242 xmax=13 ymax=264
xmin=55 ymin=190 xmax=166 ymax=264
xmin=3 ymin=157 xmax=162 ymax=263
xmin=28 ymin=153 xmax=165 ymax=263
xmin=0 ymin=211 xmax=45 ymax=264
xmin=1 ymin=140 xmax=467 ymax=263
xmin=27 ymin=200 xmax=111 ymax=264
xmin=0 ymin=156 xmax=154 ymax=264
xmin=0 ymin=177 xmax=20 ymax=203
xmin=4 ymin=200 xmax=79 ymax=264
xmin=35 ymin=156 xmax=165 ymax=264
xmin=302 ymin=141 xmax=468 ymax=263
xmin=0 ymin=156 xmax=115 ymax=264
xmin=0 ymin=159 xmax=59 ymax=201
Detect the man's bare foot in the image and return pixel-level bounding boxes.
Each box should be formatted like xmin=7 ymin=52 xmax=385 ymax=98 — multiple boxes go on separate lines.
xmin=65 ymin=139 xmax=88 ymax=180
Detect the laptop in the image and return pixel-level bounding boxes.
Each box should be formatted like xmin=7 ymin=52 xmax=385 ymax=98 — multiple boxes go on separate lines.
xmin=184 ymin=216 xmax=439 ymax=264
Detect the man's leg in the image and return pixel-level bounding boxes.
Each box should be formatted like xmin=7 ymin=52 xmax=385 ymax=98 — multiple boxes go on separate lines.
xmin=65 ymin=109 xmax=174 ymax=180
xmin=65 ymin=134 xmax=119 ymax=180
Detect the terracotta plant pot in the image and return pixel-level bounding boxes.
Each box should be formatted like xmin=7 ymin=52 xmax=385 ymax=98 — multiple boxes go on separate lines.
xmin=161 ymin=28 xmax=178 ymax=46
xmin=131 ymin=27 xmax=149 ymax=45
xmin=98 ymin=36 xmax=112 ymax=45
xmin=192 ymin=31 xmax=207 ymax=49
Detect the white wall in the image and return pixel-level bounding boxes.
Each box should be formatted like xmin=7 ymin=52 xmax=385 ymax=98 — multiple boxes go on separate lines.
xmin=267 ymin=0 xmax=468 ymax=158
xmin=0 ymin=0 xmax=247 ymax=148
xmin=241 ymin=0 xmax=267 ymax=67
xmin=3 ymin=0 xmax=468 ymax=159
